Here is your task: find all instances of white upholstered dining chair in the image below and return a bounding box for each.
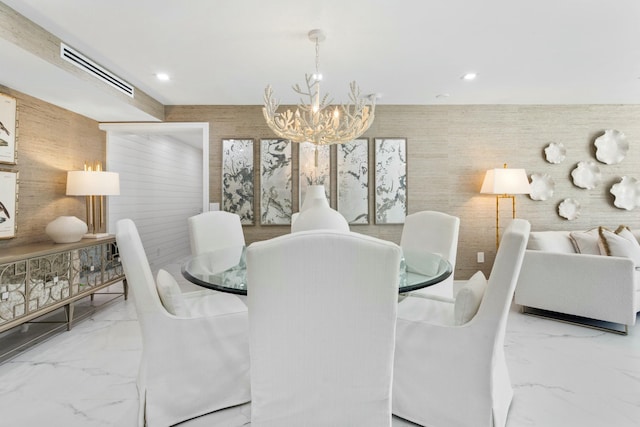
[188,211,245,255]
[392,219,530,427]
[400,210,460,298]
[246,230,403,426]
[116,219,250,427]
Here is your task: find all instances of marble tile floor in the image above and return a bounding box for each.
[0,281,638,427]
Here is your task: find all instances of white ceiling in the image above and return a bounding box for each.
[1,0,640,123]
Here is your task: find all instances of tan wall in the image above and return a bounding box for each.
[0,85,105,249]
[166,104,640,279]
[2,96,636,279]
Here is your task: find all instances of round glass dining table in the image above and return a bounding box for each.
[181,245,452,295]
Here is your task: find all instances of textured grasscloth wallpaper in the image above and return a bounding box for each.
[2,92,638,279]
[166,104,640,278]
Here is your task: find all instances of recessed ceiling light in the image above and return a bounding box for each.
[156,72,170,81]
[461,72,477,81]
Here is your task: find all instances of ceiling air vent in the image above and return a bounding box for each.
[60,43,134,98]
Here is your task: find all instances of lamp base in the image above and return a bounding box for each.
[83,232,110,239]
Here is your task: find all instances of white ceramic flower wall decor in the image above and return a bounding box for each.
[529,173,555,201]
[594,129,629,165]
[610,176,640,210]
[544,142,566,164]
[558,198,581,220]
[571,160,602,189]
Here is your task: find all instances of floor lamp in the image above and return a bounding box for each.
[481,164,530,248]
[66,162,120,238]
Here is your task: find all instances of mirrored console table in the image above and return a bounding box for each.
[0,236,127,360]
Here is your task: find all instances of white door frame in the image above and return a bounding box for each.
[99,122,210,214]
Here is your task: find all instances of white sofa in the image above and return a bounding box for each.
[514,229,640,333]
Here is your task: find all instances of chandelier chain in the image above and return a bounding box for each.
[315,38,320,76]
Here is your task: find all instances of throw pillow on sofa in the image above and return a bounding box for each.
[569,228,601,255]
[598,226,640,267]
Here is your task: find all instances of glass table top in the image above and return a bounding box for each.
[182,245,452,295]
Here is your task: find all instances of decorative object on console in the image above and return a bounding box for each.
[558,198,581,220]
[222,139,254,225]
[0,169,17,239]
[480,163,531,247]
[0,93,17,165]
[610,176,640,210]
[544,142,566,164]
[570,160,602,189]
[260,138,292,225]
[528,173,555,201]
[45,216,88,243]
[594,129,628,165]
[263,29,375,157]
[291,185,349,233]
[375,138,407,224]
[337,138,369,224]
[66,162,120,238]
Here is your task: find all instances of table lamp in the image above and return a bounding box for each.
[481,163,530,248]
[66,162,120,238]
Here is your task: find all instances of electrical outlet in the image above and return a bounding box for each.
[1,292,9,301]
[477,252,485,263]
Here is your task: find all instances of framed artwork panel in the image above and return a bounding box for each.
[298,142,330,209]
[260,138,292,225]
[0,170,18,239]
[337,138,369,224]
[0,93,17,165]
[374,138,407,224]
[222,138,254,225]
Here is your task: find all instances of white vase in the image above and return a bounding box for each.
[300,185,328,212]
[45,216,88,243]
[292,185,349,233]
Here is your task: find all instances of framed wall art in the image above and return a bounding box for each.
[299,142,330,208]
[337,138,369,224]
[0,93,17,165]
[374,137,407,224]
[260,138,292,225]
[222,138,254,225]
[0,170,18,239]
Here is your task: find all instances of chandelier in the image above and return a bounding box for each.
[263,29,376,149]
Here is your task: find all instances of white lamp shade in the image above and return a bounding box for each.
[66,171,120,196]
[481,168,530,195]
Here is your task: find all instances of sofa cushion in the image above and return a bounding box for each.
[569,228,602,255]
[454,270,487,325]
[598,226,640,267]
[528,231,575,253]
